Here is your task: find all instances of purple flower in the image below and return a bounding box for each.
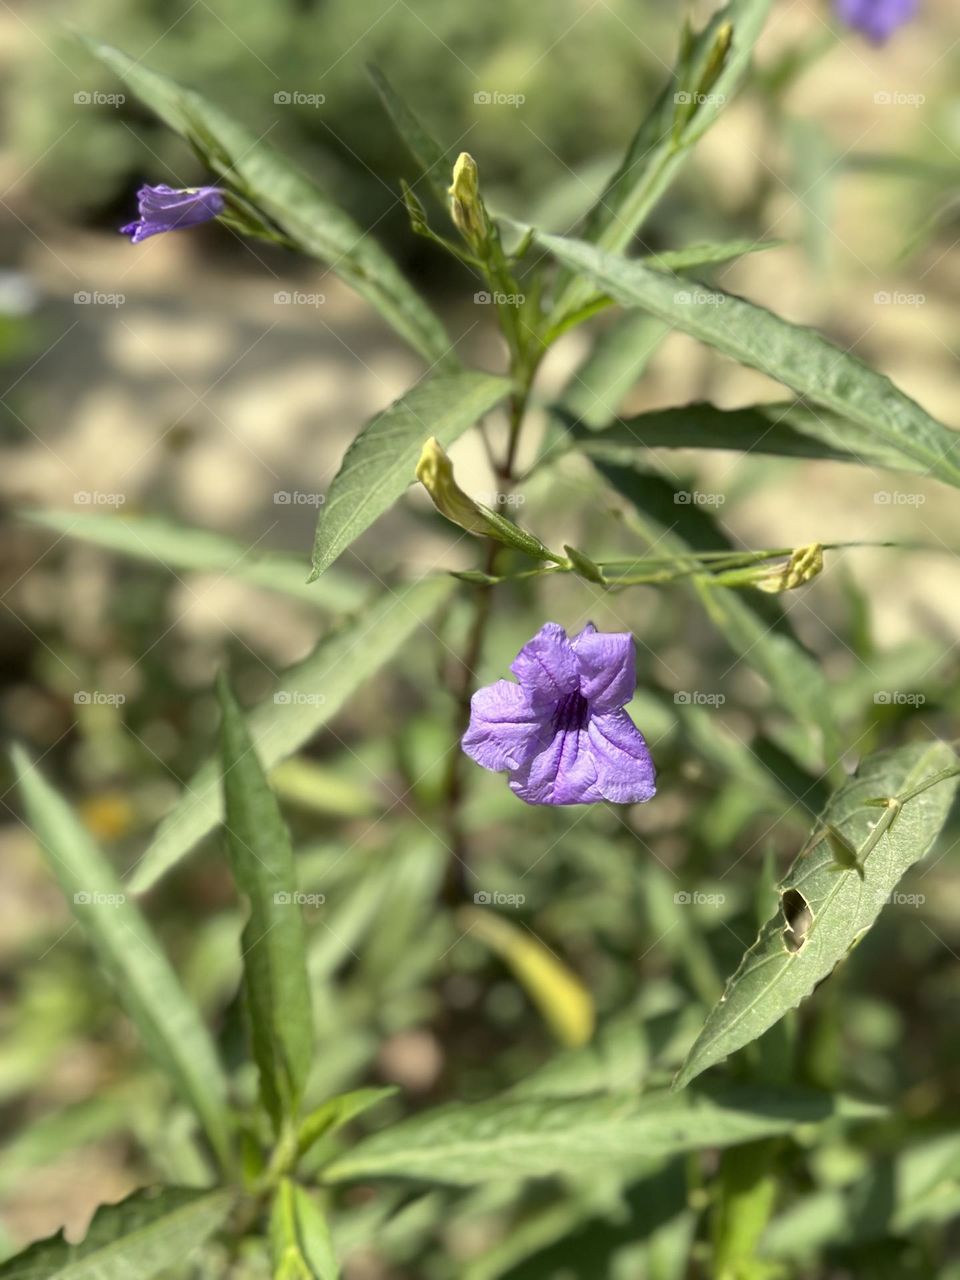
[835,0,917,42]
[120,184,225,243]
[462,622,656,806]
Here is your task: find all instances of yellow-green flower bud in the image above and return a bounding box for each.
[415,437,561,564]
[448,152,487,248]
[755,543,824,593]
[416,436,491,535]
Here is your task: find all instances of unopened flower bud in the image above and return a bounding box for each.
[448,152,488,247]
[755,543,824,593]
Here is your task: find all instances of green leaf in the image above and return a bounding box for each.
[367,66,451,208]
[129,575,453,893]
[309,370,511,578]
[539,231,960,489]
[587,460,838,768]
[570,400,928,473]
[22,510,367,613]
[270,1180,338,1280]
[551,0,773,323]
[506,1010,647,1101]
[12,748,233,1171]
[0,1185,234,1280]
[675,740,959,1089]
[323,1085,880,1186]
[269,757,380,819]
[760,1132,960,1259]
[217,675,314,1131]
[638,239,783,273]
[298,1087,398,1159]
[558,312,669,431]
[82,38,452,366]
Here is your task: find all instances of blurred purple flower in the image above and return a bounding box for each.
[462,621,656,806]
[835,0,917,42]
[120,184,225,243]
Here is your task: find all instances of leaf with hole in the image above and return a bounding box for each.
[674,740,959,1088]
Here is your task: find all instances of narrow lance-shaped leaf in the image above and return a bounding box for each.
[12,748,234,1172]
[539,231,960,489]
[367,65,452,208]
[322,1084,881,1186]
[129,574,453,893]
[309,369,511,578]
[569,400,926,473]
[218,674,314,1132]
[82,38,453,366]
[298,1087,399,1159]
[639,239,782,273]
[23,510,367,612]
[551,0,773,323]
[675,740,959,1089]
[0,1187,236,1280]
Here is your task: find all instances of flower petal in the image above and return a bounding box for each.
[571,623,636,712]
[509,622,579,707]
[121,185,225,242]
[461,680,548,772]
[587,710,656,804]
[508,728,601,805]
[835,0,916,41]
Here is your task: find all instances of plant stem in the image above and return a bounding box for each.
[441,362,537,903]
[441,539,498,904]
